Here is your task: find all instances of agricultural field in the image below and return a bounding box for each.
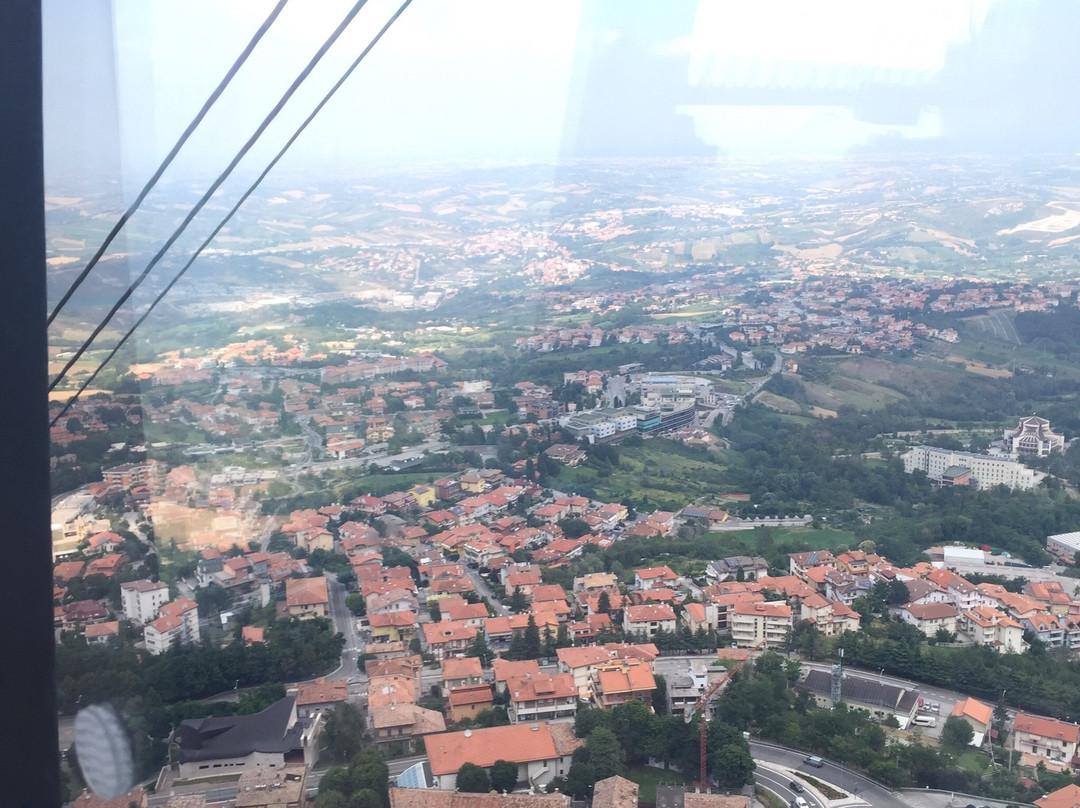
[557,438,734,512]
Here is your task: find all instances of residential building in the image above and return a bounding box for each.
[446,683,495,723]
[1012,713,1080,767]
[730,601,792,648]
[705,557,769,583]
[370,611,418,644]
[390,787,571,808]
[590,659,657,709]
[440,656,484,693]
[369,703,446,753]
[1021,612,1066,648]
[369,674,421,709]
[85,621,120,645]
[144,598,199,655]
[422,722,582,790]
[950,697,993,746]
[592,776,640,808]
[799,594,860,637]
[623,604,677,637]
[959,607,1026,653]
[421,620,477,660]
[492,659,541,693]
[292,678,348,719]
[898,602,959,637]
[634,566,678,591]
[120,579,169,624]
[681,602,719,634]
[506,672,578,723]
[1036,784,1080,808]
[285,576,329,620]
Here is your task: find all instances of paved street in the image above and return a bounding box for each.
[463,566,510,615]
[326,573,362,681]
[756,761,831,808]
[750,741,908,808]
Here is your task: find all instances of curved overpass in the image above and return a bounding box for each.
[751,741,908,808]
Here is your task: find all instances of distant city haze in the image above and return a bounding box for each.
[42,0,1080,189]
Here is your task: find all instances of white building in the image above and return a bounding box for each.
[120,579,170,624]
[1004,416,1064,457]
[144,598,200,655]
[730,601,792,648]
[902,445,1043,490]
[637,375,715,409]
[1047,532,1080,563]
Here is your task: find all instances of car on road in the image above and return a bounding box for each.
[789,781,803,793]
[804,755,824,768]
[791,798,809,808]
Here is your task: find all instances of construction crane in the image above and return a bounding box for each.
[684,641,765,791]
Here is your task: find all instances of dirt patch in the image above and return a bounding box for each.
[810,406,838,418]
[945,355,1013,378]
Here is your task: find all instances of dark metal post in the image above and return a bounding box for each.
[0,0,61,804]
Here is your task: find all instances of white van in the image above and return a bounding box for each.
[913,715,937,728]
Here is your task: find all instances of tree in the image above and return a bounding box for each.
[611,700,657,765]
[584,727,625,781]
[322,703,368,763]
[509,587,527,614]
[707,723,755,789]
[466,633,494,666]
[596,591,611,614]
[711,742,755,789]
[886,579,911,606]
[490,759,519,793]
[542,626,557,658]
[566,758,595,798]
[457,762,490,793]
[319,766,352,797]
[348,748,389,808]
[345,593,366,615]
[316,792,349,808]
[524,615,541,660]
[349,789,383,808]
[652,674,668,715]
[941,715,974,751]
[506,630,529,661]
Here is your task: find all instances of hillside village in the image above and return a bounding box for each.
[47,292,1080,808]
[55,424,1080,807]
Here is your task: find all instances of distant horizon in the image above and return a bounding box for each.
[43,0,1080,188]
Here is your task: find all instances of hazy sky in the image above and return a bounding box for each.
[42,0,1080,187]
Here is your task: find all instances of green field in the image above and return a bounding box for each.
[558,439,733,511]
[798,373,908,411]
[698,526,859,561]
[626,765,691,802]
[756,391,801,413]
